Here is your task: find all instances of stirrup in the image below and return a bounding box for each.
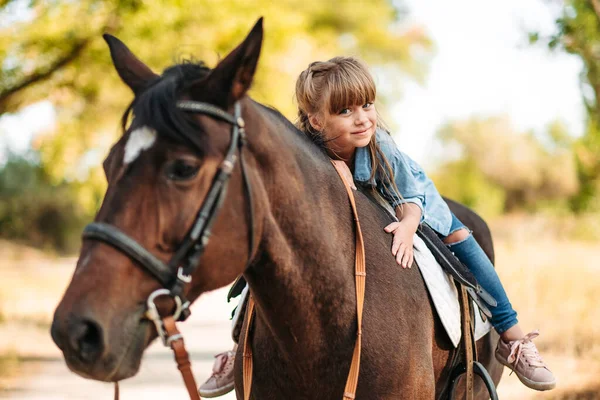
[447,361,498,400]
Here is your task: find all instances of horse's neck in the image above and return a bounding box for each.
[243,104,358,360]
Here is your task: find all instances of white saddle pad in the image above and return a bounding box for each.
[412,234,492,348]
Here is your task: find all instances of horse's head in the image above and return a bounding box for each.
[51,19,264,382]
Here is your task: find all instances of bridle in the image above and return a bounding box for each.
[82,100,254,344]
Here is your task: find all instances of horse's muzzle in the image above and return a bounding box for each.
[51,307,148,382]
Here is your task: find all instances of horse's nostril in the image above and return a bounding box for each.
[68,318,104,363]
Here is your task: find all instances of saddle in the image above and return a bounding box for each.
[416,224,497,317]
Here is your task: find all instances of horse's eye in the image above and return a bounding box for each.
[166,160,200,181]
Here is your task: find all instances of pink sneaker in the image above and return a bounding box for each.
[198,350,236,398]
[495,330,556,391]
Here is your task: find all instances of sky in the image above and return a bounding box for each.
[0,0,586,167]
[389,0,585,166]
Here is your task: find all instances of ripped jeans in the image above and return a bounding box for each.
[436,213,518,334]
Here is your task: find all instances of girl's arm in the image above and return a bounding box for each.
[384,203,421,269]
[374,130,424,268]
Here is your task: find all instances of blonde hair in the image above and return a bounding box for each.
[294,56,402,206]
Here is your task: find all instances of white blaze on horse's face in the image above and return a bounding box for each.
[124,126,157,164]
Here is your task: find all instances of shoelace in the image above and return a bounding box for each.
[506,330,546,374]
[212,351,235,376]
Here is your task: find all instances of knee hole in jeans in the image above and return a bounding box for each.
[443,228,470,245]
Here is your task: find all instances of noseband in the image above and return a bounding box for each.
[82,100,254,344]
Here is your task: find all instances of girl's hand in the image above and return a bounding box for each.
[384,222,415,268]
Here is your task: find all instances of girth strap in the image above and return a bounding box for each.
[460,286,475,400]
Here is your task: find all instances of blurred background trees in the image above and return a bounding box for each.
[2,5,598,397]
[430,0,600,219]
[0,152,86,252]
[0,0,430,252]
[1,0,599,252]
[528,0,600,212]
[432,117,579,217]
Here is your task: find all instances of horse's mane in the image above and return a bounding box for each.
[255,102,330,157]
[120,60,328,160]
[120,61,212,155]
[255,103,299,134]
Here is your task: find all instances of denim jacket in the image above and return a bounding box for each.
[353,128,453,236]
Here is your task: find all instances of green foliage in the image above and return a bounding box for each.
[0,154,89,253]
[434,117,579,214]
[431,159,506,219]
[0,0,431,218]
[538,1,600,212]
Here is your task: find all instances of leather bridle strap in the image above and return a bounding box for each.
[111,316,203,400]
[243,297,256,400]
[168,101,249,292]
[460,286,475,400]
[241,160,366,400]
[83,222,173,286]
[83,101,249,308]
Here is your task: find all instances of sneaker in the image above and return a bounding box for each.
[198,350,236,398]
[495,330,556,391]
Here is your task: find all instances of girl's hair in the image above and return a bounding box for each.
[294,56,402,206]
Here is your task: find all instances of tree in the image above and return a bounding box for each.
[1,0,432,215]
[534,0,600,211]
[434,117,579,214]
[0,152,87,252]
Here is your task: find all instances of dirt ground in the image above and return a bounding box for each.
[2,299,597,399]
[0,283,239,400]
[1,227,599,399]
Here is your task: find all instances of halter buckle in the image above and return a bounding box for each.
[177,267,192,283]
[221,155,237,174]
[145,288,183,346]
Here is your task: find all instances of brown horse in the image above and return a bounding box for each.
[51,19,503,399]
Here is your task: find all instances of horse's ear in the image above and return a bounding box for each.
[103,34,159,95]
[196,18,263,107]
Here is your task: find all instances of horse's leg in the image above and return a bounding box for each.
[377,355,436,400]
[412,356,437,399]
[397,318,437,399]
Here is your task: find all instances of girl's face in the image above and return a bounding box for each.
[311,102,377,160]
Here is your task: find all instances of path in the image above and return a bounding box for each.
[1,288,237,400]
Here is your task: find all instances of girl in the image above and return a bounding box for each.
[296,57,555,392]
[199,57,556,397]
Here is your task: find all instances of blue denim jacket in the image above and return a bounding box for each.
[353,128,453,236]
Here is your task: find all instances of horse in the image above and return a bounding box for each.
[51,18,503,399]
